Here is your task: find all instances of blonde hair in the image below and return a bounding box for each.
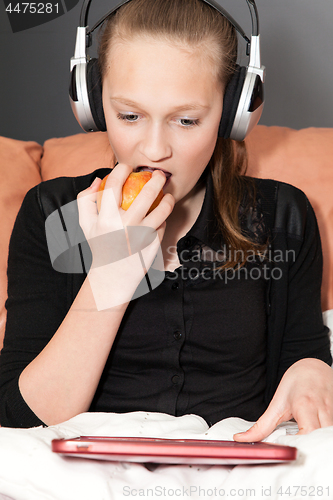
[98,0,265,269]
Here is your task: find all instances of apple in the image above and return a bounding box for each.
[97,171,164,214]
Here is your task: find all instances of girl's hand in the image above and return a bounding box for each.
[77,164,175,309]
[78,164,174,248]
[233,358,333,442]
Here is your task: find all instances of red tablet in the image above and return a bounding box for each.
[51,436,297,464]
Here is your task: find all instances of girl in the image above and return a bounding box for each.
[0,0,332,440]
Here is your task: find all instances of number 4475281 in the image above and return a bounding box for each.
[5,3,59,14]
[277,486,329,497]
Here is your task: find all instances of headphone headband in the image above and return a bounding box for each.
[80,0,256,44]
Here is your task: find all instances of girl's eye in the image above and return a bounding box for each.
[117,113,139,123]
[178,118,200,127]
[116,113,200,128]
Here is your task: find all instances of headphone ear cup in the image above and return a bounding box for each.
[219,65,246,139]
[86,58,107,132]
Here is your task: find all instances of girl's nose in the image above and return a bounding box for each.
[140,123,172,162]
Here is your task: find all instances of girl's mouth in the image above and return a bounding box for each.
[135,166,172,186]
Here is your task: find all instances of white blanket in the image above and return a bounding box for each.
[0,411,333,500]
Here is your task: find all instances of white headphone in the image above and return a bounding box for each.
[69,0,265,141]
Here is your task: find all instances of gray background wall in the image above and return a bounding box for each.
[1,0,332,145]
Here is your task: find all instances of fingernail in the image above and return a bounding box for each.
[90,178,99,188]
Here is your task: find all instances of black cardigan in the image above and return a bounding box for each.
[0,169,331,428]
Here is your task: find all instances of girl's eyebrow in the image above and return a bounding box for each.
[111,96,209,112]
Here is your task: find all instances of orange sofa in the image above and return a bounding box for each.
[1,125,333,350]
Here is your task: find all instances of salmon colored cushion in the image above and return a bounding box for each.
[0,137,43,349]
[41,132,115,180]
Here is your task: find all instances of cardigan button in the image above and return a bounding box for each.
[171,375,180,384]
[173,331,182,340]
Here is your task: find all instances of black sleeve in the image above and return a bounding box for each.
[276,190,332,382]
[0,186,69,428]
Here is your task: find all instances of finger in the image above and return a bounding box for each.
[233,406,290,442]
[101,163,133,211]
[294,405,321,435]
[233,422,275,443]
[143,193,175,228]
[77,177,101,231]
[125,170,168,222]
[318,407,333,428]
[77,176,101,199]
[97,164,133,232]
[156,221,167,242]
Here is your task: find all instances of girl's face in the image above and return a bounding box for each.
[102,36,224,204]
